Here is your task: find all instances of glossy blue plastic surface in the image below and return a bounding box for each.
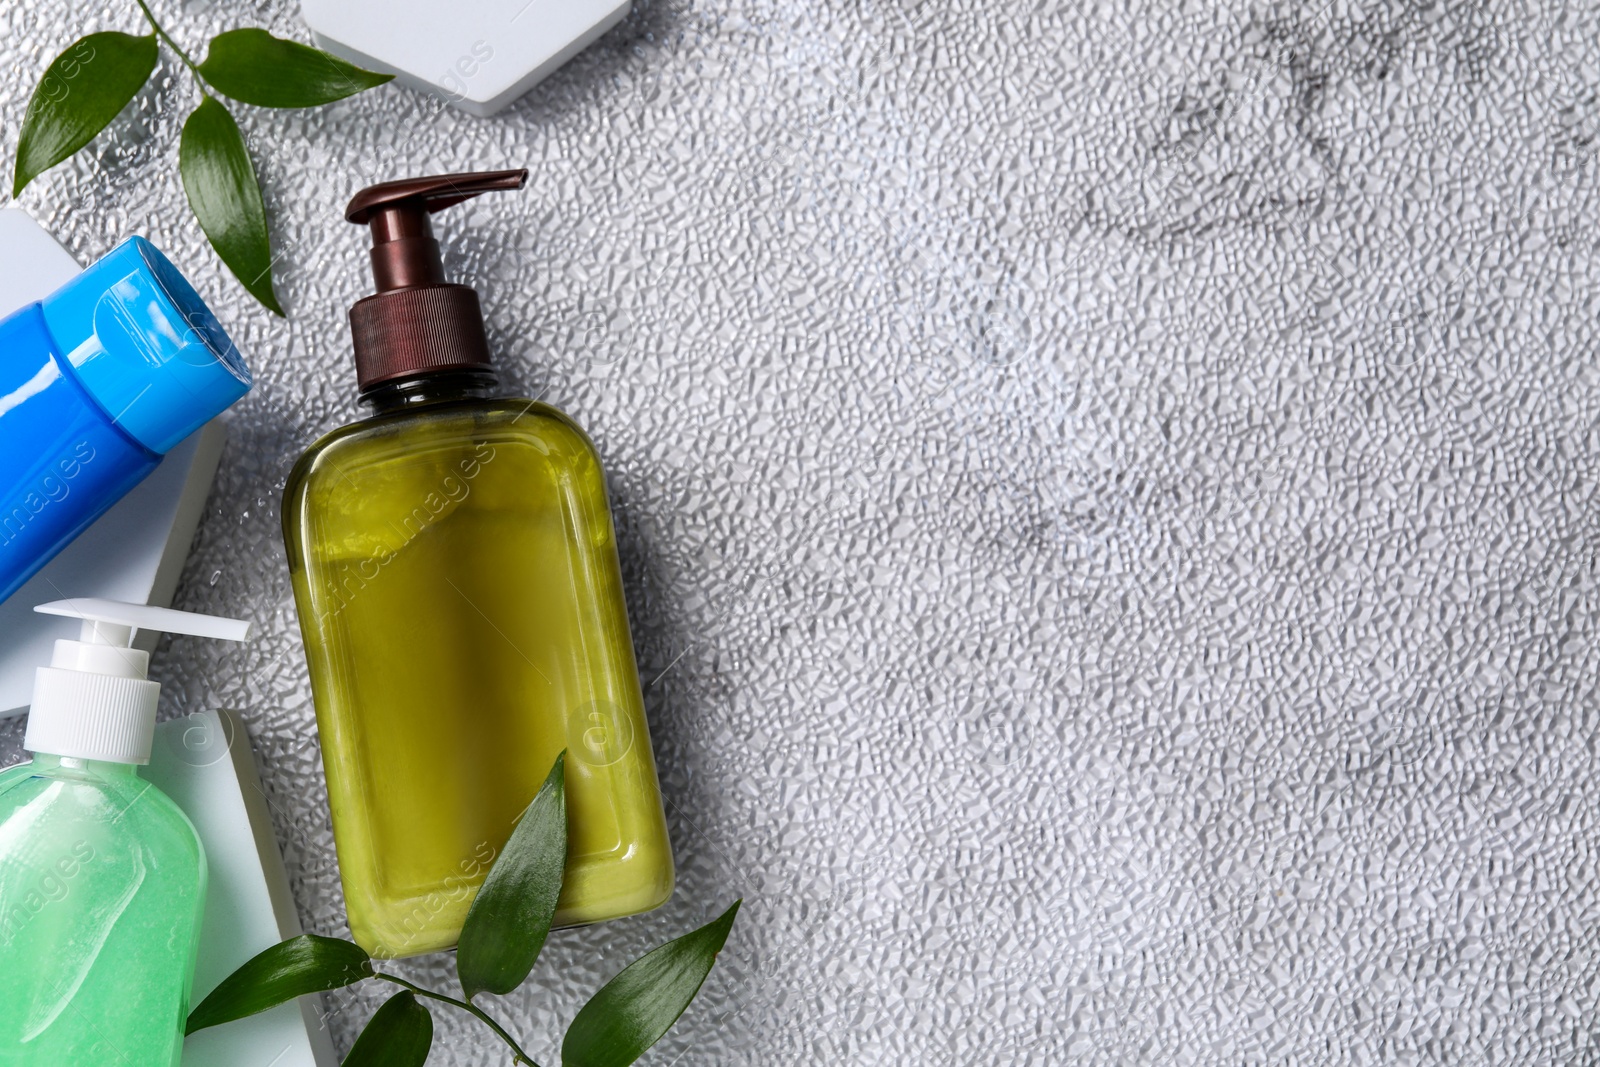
[38,237,249,455]
[0,304,159,604]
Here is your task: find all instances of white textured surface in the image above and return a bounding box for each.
[4,0,1599,1062]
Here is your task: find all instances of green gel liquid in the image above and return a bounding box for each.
[0,755,204,1066]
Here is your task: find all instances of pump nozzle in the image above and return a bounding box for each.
[26,598,251,764]
[342,169,529,392]
[347,169,528,292]
[36,597,252,644]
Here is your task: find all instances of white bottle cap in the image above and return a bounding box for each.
[24,598,251,765]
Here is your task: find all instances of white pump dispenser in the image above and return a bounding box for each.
[24,597,251,765]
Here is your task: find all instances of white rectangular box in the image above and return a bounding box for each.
[147,710,338,1067]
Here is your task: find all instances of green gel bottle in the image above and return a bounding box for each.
[282,170,674,958]
[0,599,250,1066]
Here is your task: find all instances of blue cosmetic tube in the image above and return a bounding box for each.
[0,237,251,603]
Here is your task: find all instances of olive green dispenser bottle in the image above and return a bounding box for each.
[282,169,673,958]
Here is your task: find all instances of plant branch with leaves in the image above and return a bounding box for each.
[13,2,394,314]
[186,753,740,1067]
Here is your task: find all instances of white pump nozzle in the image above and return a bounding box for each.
[25,598,251,765]
[35,597,252,643]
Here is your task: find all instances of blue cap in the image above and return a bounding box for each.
[38,237,251,454]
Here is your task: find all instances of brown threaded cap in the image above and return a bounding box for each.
[349,284,492,390]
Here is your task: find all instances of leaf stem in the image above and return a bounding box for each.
[132,0,205,85]
[375,973,542,1066]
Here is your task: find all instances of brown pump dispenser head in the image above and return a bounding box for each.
[344,168,529,391]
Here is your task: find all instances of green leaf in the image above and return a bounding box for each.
[179,96,283,315]
[561,901,741,1067]
[13,32,158,197]
[198,28,392,108]
[343,991,432,1067]
[457,751,568,1001]
[187,934,372,1034]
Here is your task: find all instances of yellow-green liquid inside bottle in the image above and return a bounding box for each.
[283,395,673,957]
